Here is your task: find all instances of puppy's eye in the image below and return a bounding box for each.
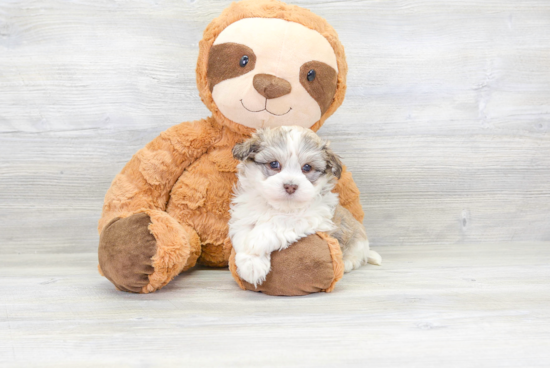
[302,164,312,173]
[307,69,316,82]
[269,161,281,170]
[240,55,249,67]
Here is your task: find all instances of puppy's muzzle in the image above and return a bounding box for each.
[284,184,298,195]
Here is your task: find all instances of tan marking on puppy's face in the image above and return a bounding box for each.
[210,18,338,130]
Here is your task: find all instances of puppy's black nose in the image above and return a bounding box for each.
[284,184,298,194]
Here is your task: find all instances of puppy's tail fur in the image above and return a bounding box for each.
[367,250,382,266]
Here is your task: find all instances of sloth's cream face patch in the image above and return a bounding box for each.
[208,18,338,129]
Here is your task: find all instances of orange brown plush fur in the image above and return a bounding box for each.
[98,0,364,295]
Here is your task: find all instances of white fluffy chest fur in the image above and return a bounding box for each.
[229,181,339,252]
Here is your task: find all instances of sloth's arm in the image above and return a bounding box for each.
[332,165,365,223]
[98,118,220,233]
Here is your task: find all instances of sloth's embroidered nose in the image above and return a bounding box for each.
[284,184,298,194]
[253,74,292,99]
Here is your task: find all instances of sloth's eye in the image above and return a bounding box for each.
[240,55,249,67]
[307,69,316,82]
[269,161,281,170]
[302,164,312,173]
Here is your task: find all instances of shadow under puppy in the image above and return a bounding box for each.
[229,126,381,287]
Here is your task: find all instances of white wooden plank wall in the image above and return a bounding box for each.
[1,0,549,253]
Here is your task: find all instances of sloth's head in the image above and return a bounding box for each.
[196,0,348,134]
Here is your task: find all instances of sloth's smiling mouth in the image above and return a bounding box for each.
[240,99,292,116]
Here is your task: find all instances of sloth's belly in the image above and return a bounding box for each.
[166,147,239,267]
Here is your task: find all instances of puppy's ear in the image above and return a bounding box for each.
[323,144,343,179]
[233,136,261,161]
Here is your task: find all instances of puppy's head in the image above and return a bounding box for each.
[233,126,342,210]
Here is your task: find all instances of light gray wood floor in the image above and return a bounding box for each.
[2,242,549,367]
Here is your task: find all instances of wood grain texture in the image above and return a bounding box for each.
[1,243,550,367]
[0,0,549,253]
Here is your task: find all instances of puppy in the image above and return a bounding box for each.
[229,126,381,287]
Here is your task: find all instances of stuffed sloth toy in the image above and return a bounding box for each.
[98,0,364,296]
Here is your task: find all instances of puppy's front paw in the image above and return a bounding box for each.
[235,253,271,287]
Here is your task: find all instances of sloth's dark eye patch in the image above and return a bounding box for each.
[299,61,338,115]
[207,43,256,92]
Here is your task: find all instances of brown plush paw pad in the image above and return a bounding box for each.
[98,213,157,293]
[241,234,336,296]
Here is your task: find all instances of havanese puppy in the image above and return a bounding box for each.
[229,126,382,287]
